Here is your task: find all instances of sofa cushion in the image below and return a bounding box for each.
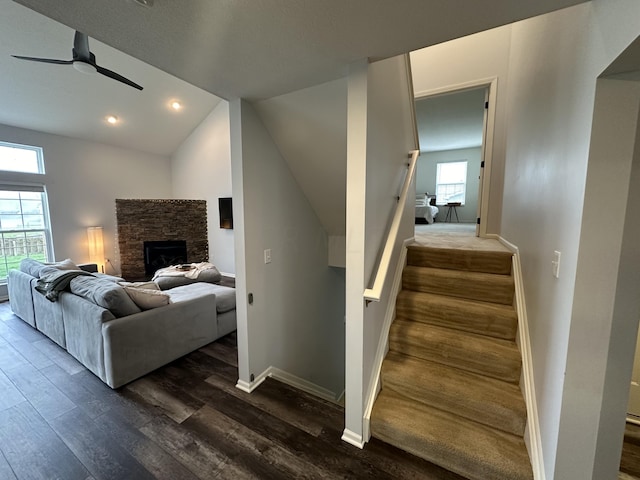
[167,283,236,313]
[70,276,141,317]
[123,286,171,310]
[155,275,198,290]
[20,258,82,278]
[154,264,222,290]
[19,258,51,278]
[94,273,126,282]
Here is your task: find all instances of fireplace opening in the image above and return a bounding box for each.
[144,240,187,276]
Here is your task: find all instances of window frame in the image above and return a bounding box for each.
[0,139,52,283]
[0,140,45,175]
[435,161,468,206]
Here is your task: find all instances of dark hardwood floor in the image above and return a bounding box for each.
[621,422,640,479]
[0,300,468,480]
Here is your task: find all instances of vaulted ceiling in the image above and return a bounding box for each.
[4,0,589,155]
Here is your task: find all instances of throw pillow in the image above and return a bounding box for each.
[49,258,80,270]
[123,286,171,310]
[119,281,159,290]
[70,276,141,317]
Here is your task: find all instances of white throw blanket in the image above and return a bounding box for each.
[152,262,217,280]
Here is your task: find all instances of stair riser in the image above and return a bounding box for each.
[403,269,514,305]
[389,323,522,383]
[407,247,512,275]
[389,339,521,383]
[381,368,526,436]
[396,292,517,341]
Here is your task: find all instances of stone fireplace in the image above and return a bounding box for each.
[115,199,208,280]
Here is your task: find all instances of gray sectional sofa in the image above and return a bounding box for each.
[7,259,236,388]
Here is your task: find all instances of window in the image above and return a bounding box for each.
[0,141,45,174]
[0,187,53,281]
[0,141,51,282]
[435,161,467,205]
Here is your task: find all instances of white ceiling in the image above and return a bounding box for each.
[3,0,588,157]
[1,0,221,156]
[416,88,486,153]
[14,0,588,101]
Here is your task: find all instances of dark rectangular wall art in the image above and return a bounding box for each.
[219,197,233,229]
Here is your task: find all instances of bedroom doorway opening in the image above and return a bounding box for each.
[413,80,496,238]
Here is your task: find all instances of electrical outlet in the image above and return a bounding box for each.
[264,249,272,264]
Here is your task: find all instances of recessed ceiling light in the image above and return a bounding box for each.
[106,115,118,125]
[171,101,182,111]
[132,0,153,7]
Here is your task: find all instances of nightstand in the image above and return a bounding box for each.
[444,202,461,222]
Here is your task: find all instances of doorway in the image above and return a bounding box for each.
[575,43,640,477]
[413,81,495,238]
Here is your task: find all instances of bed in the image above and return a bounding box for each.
[415,193,439,224]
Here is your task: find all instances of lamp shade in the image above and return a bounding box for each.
[87,226,104,271]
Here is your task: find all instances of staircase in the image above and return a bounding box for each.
[370,244,533,480]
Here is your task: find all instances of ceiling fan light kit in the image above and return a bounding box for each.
[12,31,143,90]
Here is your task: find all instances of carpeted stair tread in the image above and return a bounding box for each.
[370,389,533,480]
[407,245,512,275]
[403,265,514,305]
[389,319,521,383]
[382,351,526,436]
[396,290,517,340]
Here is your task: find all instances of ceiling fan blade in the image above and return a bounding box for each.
[12,55,72,65]
[73,31,92,62]
[96,65,143,91]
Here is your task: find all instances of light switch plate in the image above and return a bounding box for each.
[264,249,272,264]
[552,250,561,278]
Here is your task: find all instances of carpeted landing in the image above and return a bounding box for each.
[370,244,533,480]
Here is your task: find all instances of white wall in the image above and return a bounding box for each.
[171,101,235,274]
[230,99,345,397]
[410,25,512,234]
[0,122,172,281]
[499,2,640,478]
[344,54,417,443]
[253,78,348,236]
[410,2,640,477]
[416,147,482,223]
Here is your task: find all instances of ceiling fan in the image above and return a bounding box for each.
[12,31,143,91]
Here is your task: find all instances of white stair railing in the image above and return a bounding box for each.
[364,149,419,303]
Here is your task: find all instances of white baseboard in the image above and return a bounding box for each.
[268,367,339,403]
[492,234,546,480]
[362,237,413,443]
[341,428,365,449]
[236,366,340,404]
[235,369,269,393]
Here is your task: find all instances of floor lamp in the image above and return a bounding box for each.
[87,226,104,273]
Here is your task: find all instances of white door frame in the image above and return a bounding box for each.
[414,77,498,237]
